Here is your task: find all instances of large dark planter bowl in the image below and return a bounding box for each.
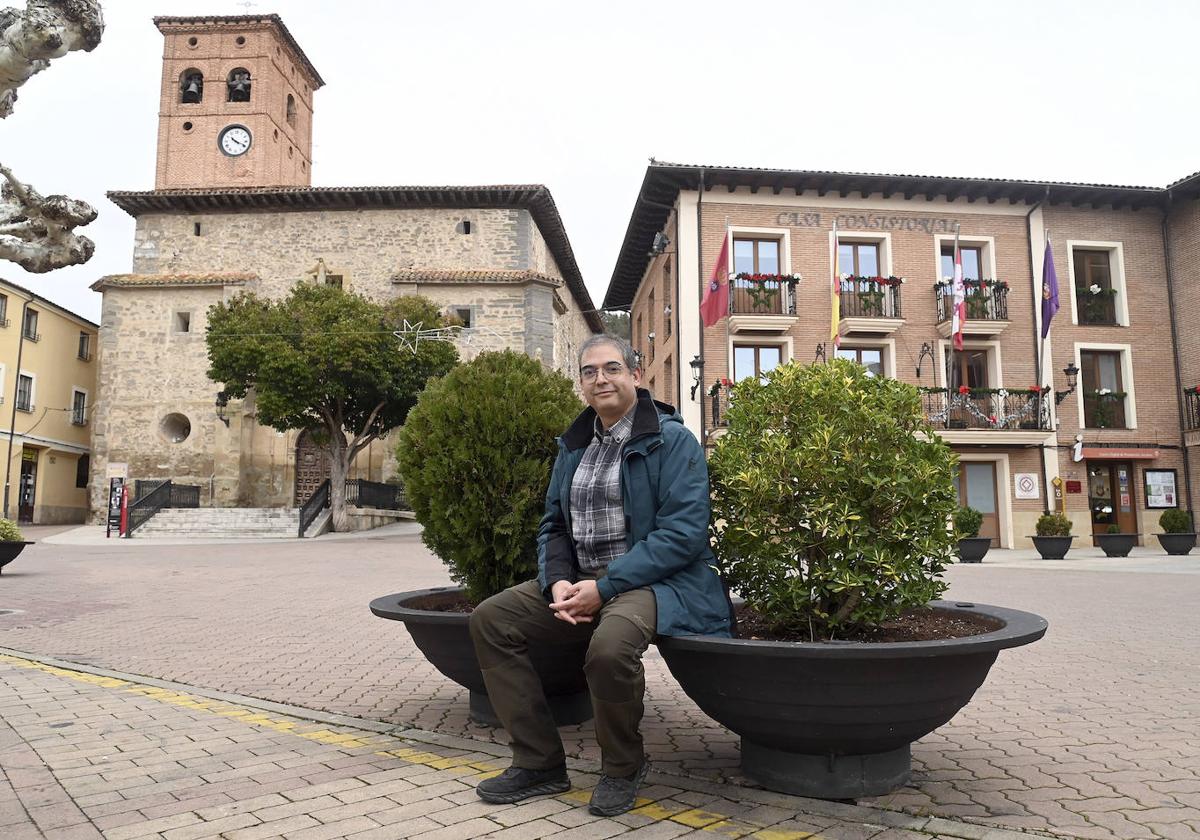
[369,587,593,727]
[0,541,33,574]
[956,537,991,564]
[1156,532,1197,556]
[1031,535,1073,559]
[657,600,1047,799]
[1096,533,1138,558]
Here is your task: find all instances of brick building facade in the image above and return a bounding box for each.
[88,15,599,519]
[609,163,1200,549]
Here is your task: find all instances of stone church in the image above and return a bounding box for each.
[89,14,600,517]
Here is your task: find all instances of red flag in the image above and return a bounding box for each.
[699,232,731,327]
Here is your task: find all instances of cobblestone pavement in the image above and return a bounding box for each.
[0,649,1026,840]
[0,527,1198,839]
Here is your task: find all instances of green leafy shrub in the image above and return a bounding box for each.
[709,358,959,637]
[1035,513,1072,537]
[955,506,983,539]
[396,350,583,603]
[0,519,23,542]
[1106,523,1122,535]
[1160,509,1194,534]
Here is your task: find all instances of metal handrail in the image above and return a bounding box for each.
[1184,388,1200,431]
[299,479,331,537]
[345,478,408,510]
[935,283,1009,322]
[126,480,172,536]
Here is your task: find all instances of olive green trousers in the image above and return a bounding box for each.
[469,579,656,778]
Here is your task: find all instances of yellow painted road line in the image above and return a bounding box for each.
[0,654,820,839]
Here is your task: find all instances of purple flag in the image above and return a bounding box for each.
[1041,241,1059,339]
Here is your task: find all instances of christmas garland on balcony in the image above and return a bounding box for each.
[842,274,905,287]
[734,273,802,310]
[923,385,1050,428]
[933,278,1009,290]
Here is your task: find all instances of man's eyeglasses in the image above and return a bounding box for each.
[580,362,627,381]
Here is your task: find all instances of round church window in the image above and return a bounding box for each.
[159,413,191,443]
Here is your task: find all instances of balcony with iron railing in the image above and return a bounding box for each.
[935,280,1010,337]
[922,387,1051,432]
[728,274,800,333]
[837,276,904,337]
[1186,387,1200,431]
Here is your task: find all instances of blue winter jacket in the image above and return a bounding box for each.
[536,389,731,638]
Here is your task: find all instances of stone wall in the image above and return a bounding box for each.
[96,204,594,515]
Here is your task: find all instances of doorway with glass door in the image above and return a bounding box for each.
[1087,461,1137,544]
[954,461,1000,547]
[18,447,38,524]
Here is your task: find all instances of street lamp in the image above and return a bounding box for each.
[1054,362,1080,406]
[689,354,704,401]
[215,391,230,427]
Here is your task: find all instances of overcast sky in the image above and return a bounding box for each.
[4,0,1198,323]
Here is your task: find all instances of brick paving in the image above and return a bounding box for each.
[0,525,1197,838]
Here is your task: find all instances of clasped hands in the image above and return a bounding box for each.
[549,579,602,625]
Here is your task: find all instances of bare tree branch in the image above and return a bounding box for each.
[0,0,104,118]
[0,163,95,272]
[0,2,103,271]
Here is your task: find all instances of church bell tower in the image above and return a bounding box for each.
[152,14,324,189]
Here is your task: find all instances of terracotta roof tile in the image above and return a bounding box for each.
[91,273,258,290]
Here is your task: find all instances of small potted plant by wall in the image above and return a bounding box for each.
[955,506,991,563]
[370,350,587,726]
[1096,522,1138,558]
[0,518,33,574]
[1156,509,1196,556]
[656,359,1047,799]
[1031,512,1073,559]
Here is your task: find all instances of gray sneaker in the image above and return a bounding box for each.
[588,760,650,816]
[476,765,570,804]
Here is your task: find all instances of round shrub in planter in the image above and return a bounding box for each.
[656,359,1046,798]
[1156,509,1196,556]
[1096,523,1138,558]
[371,350,587,725]
[955,506,991,564]
[0,518,33,574]
[1031,512,1073,559]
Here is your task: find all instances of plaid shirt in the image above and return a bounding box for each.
[570,407,634,573]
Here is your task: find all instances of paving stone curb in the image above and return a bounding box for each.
[0,645,1068,840]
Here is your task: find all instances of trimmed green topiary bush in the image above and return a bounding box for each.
[0,519,23,542]
[1160,509,1194,534]
[955,506,983,539]
[709,358,959,637]
[1035,513,1072,537]
[396,350,583,603]
[1106,523,1122,535]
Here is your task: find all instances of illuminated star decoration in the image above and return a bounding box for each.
[393,320,503,353]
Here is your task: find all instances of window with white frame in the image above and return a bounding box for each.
[1080,349,1127,428]
[733,343,783,383]
[836,346,884,378]
[1068,242,1128,327]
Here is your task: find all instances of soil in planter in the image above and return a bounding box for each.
[406,593,476,613]
[733,604,1002,643]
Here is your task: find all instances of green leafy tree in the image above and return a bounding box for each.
[396,351,582,603]
[207,285,457,530]
[709,358,960,638]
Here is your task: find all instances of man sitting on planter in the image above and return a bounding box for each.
[469,334,730,816]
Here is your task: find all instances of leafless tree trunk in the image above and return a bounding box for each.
[0,1,103,271]
[1,0,104,117]
[0,164,95,271]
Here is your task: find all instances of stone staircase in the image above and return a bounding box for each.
[129,507,304,539]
